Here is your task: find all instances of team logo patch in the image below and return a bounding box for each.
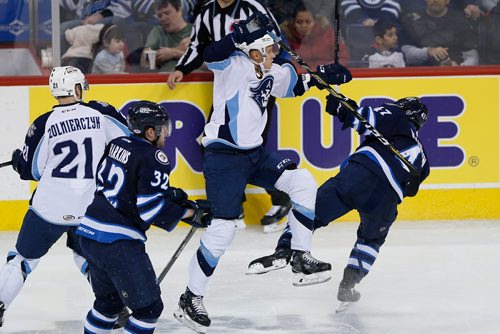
[250,76,274,115]
[155,150,169,165]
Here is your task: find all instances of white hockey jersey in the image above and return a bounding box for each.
[14,101,129,226]
[202,51,298,149]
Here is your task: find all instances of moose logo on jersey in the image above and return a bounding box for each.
[250,76,274,115]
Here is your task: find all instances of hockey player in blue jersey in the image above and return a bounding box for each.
[76,100,213,334]
[173,13,352,333]
[0,66,130,327]
[248,93,430,307]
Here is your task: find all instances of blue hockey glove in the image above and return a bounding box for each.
[231,12,273,45]
[325,94,358,116]
[181,199,213,228]
[312,64,352,89]
[11,149,21,174]
[165,187,188,204]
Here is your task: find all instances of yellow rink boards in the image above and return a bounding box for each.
[0,76,498,230]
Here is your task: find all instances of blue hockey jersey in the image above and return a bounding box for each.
[76,135,187,243]
[338,102,430,201]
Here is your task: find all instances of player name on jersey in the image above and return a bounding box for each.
[108,143,131,164]
[48,116,101,138]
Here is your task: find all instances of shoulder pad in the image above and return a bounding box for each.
[155,150,169,165]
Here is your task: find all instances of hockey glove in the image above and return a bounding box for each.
[11,149,21,174]
[181,199,213,228]
[231,12,273,45]
[311,64,352,89]
[325,94,358,117]
[165,186,188,204]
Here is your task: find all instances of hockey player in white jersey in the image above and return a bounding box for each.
[173,13,352,333]
[0,66,129,327]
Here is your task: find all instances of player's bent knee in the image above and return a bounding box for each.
[0,251,41,307]
[6,251,40,279]
[200,218,236,258]
[131,298,164,321]
[275,169,318,209]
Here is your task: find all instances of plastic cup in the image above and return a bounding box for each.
[145,50,157,70]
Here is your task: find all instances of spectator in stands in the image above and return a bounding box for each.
[363,19,405,68]
[260,0,334,27]
[340,0,403,27]
[402,0,479,66]
[93,24,126,73]
[61,23,104,73]
[401,0,481,19]
[141,0,192,72]
[281,3,349,69]
[478,1,500,63]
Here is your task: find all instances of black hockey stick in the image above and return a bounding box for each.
[267,31,419,178]
[0,161,12,168]
[333,0,340,64]
[158,226,197,283]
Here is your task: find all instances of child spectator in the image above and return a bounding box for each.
[281,3,349,71]
[363,19,405,68]
[92,24,126,73]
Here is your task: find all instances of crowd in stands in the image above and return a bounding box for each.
[2,0,500,75]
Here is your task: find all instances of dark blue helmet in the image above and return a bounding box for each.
[394,97,428,130]
[127,100,172,137]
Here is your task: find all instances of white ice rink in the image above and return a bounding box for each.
[0,219,499,334]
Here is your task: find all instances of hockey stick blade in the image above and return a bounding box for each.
[158,226,197,283]
[0,161,12,168]
[267,31,419,177]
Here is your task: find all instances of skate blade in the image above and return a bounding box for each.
[263,222,285,233]
[292,271,331,287]
[336,301,351,313]
[174,308,208,334]
[246,259,288,275]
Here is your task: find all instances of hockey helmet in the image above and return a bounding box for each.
[238,34,279,70]
[394,97,428,130]
[49,66,88,101]
[127,100,172,137]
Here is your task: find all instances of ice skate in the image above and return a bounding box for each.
[336,267,361,313]
[174,288,210,334]
[261,204,291,233]
[246,248,292,274]
[113,306,130,329]
[0,301,5,327]
[290,250,332,287]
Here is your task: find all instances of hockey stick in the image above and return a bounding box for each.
[333,0,340,64]
[0,161,12,168]
[158,226,197,283]
[267,30,419,178]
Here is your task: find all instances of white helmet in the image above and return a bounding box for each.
[238,34,279,71]
[49,66,88,101]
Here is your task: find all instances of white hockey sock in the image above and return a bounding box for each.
[187,218,235,296]
[0,251,40,308]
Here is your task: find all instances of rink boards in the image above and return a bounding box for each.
[0,76,499,230]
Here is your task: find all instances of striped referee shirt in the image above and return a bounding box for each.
[175,0,280,75]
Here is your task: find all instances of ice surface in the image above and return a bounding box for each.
[0,219,499,333]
